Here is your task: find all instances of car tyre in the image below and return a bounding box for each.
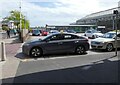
[30,47,42,57]
[106,43,113,52]
[76,45,85,54]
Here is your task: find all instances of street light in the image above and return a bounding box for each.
[113,10,118,56]
[19,0,23,42]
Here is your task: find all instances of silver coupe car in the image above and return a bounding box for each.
[91,31,120,51]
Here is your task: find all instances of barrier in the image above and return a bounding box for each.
[0,41,6,61]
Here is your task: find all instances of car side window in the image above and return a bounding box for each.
[49,34,63,41]
[72,35,80,39]
[87,31,91,33]
[63,34,79,40]
[63,34,72,39]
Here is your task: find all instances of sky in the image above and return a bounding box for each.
[0,0,120,27]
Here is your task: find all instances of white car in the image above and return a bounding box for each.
[84,30,103,39]
[91,31,120,51]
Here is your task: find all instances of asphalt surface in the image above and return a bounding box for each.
[3,51,119,83]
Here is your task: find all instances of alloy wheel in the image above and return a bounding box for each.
[76,46,85,54]
[30,47,42,57]
[106,44,113,52]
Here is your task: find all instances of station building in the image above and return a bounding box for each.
[73,1,120,32]
[46,25,96,33]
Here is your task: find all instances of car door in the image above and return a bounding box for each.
[43,34,64,53]
[59,34,80,52]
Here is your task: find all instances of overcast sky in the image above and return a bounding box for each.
[0,0,120,27]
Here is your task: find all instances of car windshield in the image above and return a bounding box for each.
[103,33,115,38]
[92,30,99,33]
[33,30,39,33]
[86,30,99,33]
[40,33,53,40]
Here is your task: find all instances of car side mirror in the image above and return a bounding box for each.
[113,37,120,39]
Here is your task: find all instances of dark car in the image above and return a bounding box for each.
[22,33,90,57]
[66,30,76,33]
[32,29,41,36]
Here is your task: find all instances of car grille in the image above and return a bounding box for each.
[91,41,101,44]
[91,45,103,48]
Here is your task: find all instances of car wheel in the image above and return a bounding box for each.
[106,43,113,52]
[76,45,85,54]
[30,47,42,57]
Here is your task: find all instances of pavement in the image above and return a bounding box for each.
[0,33,24,84]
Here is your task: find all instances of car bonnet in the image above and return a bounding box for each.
[92,37,114,42]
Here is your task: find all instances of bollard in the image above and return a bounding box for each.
[1,41,6,61]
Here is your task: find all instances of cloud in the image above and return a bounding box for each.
[0,0,119,26]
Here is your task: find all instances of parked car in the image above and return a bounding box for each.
[32,29,41,36]
[22,33,90,57]
[66,30,76,34]
[84,29,103,39]
[49,30,59,34]
[91,31,120,51]
[41,30,48,36]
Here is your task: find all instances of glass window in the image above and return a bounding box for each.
[49,34,63,41]
[103,33,115,38]
[87,31,91,33]
[63,34,79,40]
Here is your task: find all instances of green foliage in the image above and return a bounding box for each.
[4,10,30,29]
[2,26,9,31]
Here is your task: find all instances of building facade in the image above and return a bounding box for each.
[74,1,120,31]
[46,25,97,33]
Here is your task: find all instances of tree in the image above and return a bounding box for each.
[5,10,30,29]
[2,26,9,31]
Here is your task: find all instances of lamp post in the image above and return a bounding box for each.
[113,10,118,56]
[19,0,23,42]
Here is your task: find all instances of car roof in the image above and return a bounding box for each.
[50,32,78,36]
[107,31,120,34]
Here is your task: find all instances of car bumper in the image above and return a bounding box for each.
[84,43,90,51]
[22,45,30,55]
[91,44,106,49]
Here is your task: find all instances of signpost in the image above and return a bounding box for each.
[113,10,118,56]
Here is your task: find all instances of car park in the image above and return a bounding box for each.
[84,29,103,39]
[22,33,90,57]
[32,29,41,36]
[91,31,120,51]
